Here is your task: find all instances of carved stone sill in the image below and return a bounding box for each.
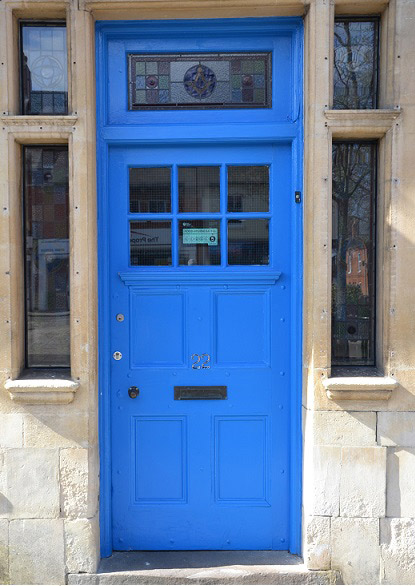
[324,109,401,138]
[0,115,78,128]
[323,376,398,401]
[5,376,79,404]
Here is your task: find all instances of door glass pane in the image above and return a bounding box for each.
[24,146,69,367]
[227,166,269,212]
[179,220,220,266]
[228,219,269,265]
[130,167,171,213]
[178,167,220,213]
[130,221,172,266]
[21,24,68,115]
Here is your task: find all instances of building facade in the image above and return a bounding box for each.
[0,0,414,584]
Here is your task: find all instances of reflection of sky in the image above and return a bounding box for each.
[23,27,67,91]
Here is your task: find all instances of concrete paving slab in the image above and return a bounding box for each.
[68,551,341,585]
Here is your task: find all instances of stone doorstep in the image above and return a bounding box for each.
[67,551,341,585]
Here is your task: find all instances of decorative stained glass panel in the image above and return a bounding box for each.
[334,18,379,109]
[128,53,272,110]
[21,23,68,115]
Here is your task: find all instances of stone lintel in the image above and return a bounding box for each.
[323,376,397,401]
[4,377,80,404]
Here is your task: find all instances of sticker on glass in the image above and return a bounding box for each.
[183,228,218,246]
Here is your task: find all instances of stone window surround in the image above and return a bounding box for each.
[0,0,400,406]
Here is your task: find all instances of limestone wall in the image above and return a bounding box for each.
[0,0,414,584]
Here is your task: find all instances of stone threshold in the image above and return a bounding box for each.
[68,551,341,585]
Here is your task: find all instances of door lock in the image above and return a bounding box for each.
[128,386,139,399]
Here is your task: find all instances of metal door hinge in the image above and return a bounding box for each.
[295,191,301,204]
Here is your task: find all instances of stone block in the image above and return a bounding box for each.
[377,412,415,447]
[386,448,415,517]
[340,447,386,517]
[9,519,65,585]
[313,411,376,446]
[380,518,415,585]
[23,412,88,448]
[60,448,90,518]
[0,519,8,584]
[1,448,59,519]
[305,516,331,570]
[309,445,341,516]
[0,414,23,448]
[331,517,379,585]
[65,517,100,574]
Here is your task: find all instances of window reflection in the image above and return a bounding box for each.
[333,19,379,109]
[332,143,376,365]
[21,24,68,115]
[24,146,69,367]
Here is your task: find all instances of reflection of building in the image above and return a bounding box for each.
[346,242,368,295]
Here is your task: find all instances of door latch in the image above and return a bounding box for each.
[128,386,139,399]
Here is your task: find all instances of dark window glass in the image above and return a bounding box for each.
[179,220,220,266]
[128,52,271,110]
[228,219,269,265]
[332,143,376,366]
[179,167,220,213]
[24,146,69,367]
[227,166,269,212]
[21,23,68,115]
[130,167,171,213]
[333,18,379,109]
[130,221,172,266]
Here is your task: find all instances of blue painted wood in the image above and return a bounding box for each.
[97,17,303,556]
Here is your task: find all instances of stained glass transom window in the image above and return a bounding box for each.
[128,53,272,110]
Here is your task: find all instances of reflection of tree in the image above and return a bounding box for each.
[332,143,375,363]
[334,20,377,109]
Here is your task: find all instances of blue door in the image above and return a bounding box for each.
[97,19,303,553]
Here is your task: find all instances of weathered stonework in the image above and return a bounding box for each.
[331,518,380,585]
[0,0,414,583]
[9,519,65,585]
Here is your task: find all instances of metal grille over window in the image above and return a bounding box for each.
[332,142,376,366]
[179,220,220,266]
[21,23,68,115]
[333,18,379,109]
[228,219,269,265]
[130,167,171,213]
[179,167,220,213]
[130,221,172,266]
[24,146,70,367]
[128,53,272,110]
[228,166,269,212]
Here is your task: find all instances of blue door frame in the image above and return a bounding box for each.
[96,17,303,557]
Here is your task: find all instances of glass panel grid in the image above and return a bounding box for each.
[24,146,69,367]
[21,23,68,115]
[128,53,272,110]
[333,18,379,110]
[331,142,376,366]
[128,163,271,268]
